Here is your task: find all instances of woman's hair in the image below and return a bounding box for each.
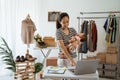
[56,12,69,29]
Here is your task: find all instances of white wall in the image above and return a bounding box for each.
[39,0,120,36]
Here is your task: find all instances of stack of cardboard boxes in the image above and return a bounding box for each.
[104,47,117,79]
[14,61,35,80]
[86,46,118,79]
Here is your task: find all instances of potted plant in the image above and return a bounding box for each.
[0,37,43,74]
[34,33,47,48]
[0,37,16,72]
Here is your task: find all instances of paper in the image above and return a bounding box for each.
[47,66,66,74]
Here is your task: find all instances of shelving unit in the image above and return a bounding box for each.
[14,61,35,80]
[98,63,117,79]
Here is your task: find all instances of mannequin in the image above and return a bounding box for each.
[26,14,31,20]
[21,14,36,48]
[15,14,37,62]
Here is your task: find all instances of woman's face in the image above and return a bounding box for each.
[60,16,69,29]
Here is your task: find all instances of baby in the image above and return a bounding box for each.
[67,33,86,53]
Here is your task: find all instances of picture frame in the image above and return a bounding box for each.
[48,11,60,22]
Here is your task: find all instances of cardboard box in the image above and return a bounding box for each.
[43,37,56,47]
[97,63,104,69]
[98,69,104,76]
[107,47,117,54]
[104,64,117,70]
[106,54,117,64]
[86,56,96,60]
[46,57,58,66]
[104,70,117,78]
[96,52,106,63]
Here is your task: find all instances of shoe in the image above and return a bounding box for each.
[25,53,37,61]
[15,56,20,62]
[20,56,26,62]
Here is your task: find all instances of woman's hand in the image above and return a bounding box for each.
[71,61,76,66]
[59,53,66,59]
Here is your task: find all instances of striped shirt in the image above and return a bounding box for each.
[56,27,77,58]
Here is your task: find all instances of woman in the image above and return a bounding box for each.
[56,12,86,67]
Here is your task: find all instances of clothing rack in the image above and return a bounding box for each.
[77,11,120,80]
[80,11,120,15]
[77,16,120,19]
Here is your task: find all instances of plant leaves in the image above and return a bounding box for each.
[0,51,13,60]
[3,59,13,62]
[9,52,13,59]
[1,37,12,52]
[5,62,15,66]
[0,47,6,51]
[6,67,16,72]
[35,62,43,74]
[0,51,5,54]
[0,37,15,73]
[1,56,10,59]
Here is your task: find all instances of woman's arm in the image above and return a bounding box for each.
[57,40,76,66]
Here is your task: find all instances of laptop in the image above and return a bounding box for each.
[69,59,99,75]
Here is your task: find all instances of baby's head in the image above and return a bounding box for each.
[69,33,87,43]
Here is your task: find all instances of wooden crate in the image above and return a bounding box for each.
[106,53,117,64]
[96,52,106,63]
[14,61,35,80]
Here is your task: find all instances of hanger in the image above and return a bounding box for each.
[26,14,31,20]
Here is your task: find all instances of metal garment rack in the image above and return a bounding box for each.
[77,11,120,80]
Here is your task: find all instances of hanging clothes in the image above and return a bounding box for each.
[21,15,36,47]
[103,15,117,44]
[88,20,94,52]
[111,15,117,43]
[91,20,97,51]
[88,20,97,52]
[78,20,98,53]
[78,21,88,53]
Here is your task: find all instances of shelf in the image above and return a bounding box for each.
[14,61,35,80]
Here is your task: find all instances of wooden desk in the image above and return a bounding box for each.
[43,66,99,80]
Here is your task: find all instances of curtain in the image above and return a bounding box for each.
[0,0,41,76]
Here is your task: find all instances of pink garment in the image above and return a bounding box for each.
[69,35,81,48]
[21,18,36,47]
[68,35,81,53]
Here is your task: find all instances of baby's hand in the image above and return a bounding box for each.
[69,37,76,43]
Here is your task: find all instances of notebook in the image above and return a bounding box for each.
[47,66,66,74]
